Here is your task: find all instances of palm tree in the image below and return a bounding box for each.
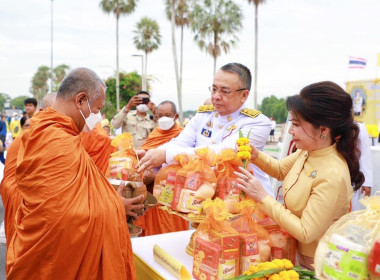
[165,0,191,124]
[30,66,50,105]
[52,64,70,91]
[191,0,242,76]
[248,0,266,109]
[133,17,161,82]
[99,0,137,111]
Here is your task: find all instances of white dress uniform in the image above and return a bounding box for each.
[160,103,274,197]
[352,122,374,211]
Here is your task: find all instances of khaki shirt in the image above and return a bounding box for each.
[111,110,155,148]
[256,145,352,257]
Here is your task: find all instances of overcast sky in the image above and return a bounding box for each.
[1,0,379,111]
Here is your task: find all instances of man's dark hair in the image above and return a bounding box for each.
[220,63,252,90]
[20,116,28,127]
[24,98,37,107]
[158,101,177,114]
[137,91,150,97]
[57,67,105,104]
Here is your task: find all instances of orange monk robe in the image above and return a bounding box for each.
[136,125,189,236]
[0,134,23,249]
[6,108,136,280]
[80,122,117,175]
[139,124,184,151]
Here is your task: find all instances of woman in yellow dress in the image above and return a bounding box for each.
[235,81,364,269]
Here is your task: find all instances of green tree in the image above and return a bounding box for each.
[190,0,242,75]
[30,66,50,105]
[99,0,137,111]
[248,0,266,109]
[52,64,70,91]
[103,71,142,120]
[10,96,31,109]
[133,17,161,80]
[165,0,192,124]
[0,93,11,111]
[259,95,287,123]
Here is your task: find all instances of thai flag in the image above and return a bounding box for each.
[349,56,367,69]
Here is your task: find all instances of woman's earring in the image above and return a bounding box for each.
[320,134,325,139]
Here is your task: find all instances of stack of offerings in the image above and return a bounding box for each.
[258,217,297,265]
[107,132,143,182]
[231,200,276,273]
[214,149,245,214]
[106,133,156,236]
[314,194,380,280]
[153,148,217,215]
[192,199,240,280]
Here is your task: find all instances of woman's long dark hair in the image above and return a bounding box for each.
[286,81,364,191]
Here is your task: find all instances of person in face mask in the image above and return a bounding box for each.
[5,68,138,280]
[136,101,188,236]
[111,90,155,148]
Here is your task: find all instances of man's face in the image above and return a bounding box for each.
[78,86,106,131]
[157,103,176,119]
[25,103,36,115]
[211,70,249,116]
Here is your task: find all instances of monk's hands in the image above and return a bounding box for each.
[137,149,166,172]
[116,183,144,218]
[234,167,268,202]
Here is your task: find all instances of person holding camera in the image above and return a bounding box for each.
[111,90,156,148]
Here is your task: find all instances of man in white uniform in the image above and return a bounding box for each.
[137,63,273,196]
[352,122,373,211]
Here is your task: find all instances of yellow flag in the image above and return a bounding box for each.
[378,53,380,67]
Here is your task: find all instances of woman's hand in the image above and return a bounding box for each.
[234,166,268,202]
[250,144,259,161]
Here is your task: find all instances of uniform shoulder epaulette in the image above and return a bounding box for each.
[197,105,215,113]
[240,108,261,118]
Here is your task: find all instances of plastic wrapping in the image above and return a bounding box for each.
[315,195,380,280]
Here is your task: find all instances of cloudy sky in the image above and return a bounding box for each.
[1,0,379,111]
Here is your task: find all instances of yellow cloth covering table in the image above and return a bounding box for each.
[132,230,195,280]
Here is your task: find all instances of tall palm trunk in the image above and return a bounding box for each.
[254,3,259,109]
[180,24,184,97]
[171,0,183,124]
[116,11,120,111]
[213,31,217,77]
[144,50,148,81]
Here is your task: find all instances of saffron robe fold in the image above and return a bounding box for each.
[139,125,183,151]
[6,108,136,280]
[0,134,23,251]
[80,122,117,175]
[136,125,189,236]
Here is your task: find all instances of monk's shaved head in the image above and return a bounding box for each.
[158,101,176,115]
[41,92,57,110]
[57,67,105,104]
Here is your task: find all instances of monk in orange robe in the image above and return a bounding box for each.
[0,134,22,249]
[136,101,189,236]
[1,92,56,250]
[6,68,141,279]
[80,122,117,175]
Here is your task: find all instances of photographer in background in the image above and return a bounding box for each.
[111,91,156,148]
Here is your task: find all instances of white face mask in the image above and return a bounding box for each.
[136,104,149,113]
[79,98,102,131]
[158,116,175,130]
